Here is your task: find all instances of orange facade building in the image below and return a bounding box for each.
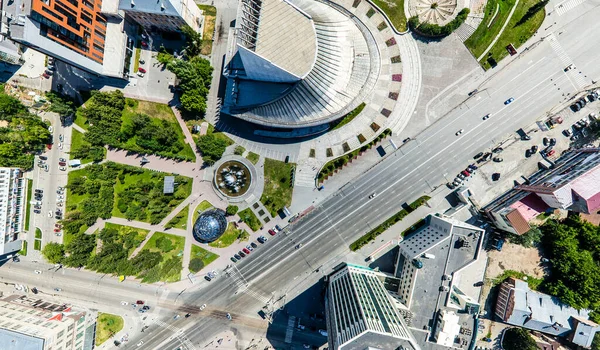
[29,0,107,64]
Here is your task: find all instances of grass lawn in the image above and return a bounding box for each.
[34,240,41,251]
[25,179,32,231]
[133,47,141,72]
[140,232,185,282]
[193,200,214,223]
[260,158,295,217]
[166,205,189,230]
[74,109,89,131]
[465,0,516,58]
[246,152,260,164]
[207,123,234,146]
[209,222,242,248]
[35,228,42,239]
[480,0,545,69]
[122,99,195,161]
[331,103,366,131]
[238,208,261,231]
[19,240,27,256]
[95,313,124,346]
[190,244,219,269]
[70,129,105,163]
[104,223,149,256]
[66,168,92,211]
[197,5,217,55]
[371,0,407,32]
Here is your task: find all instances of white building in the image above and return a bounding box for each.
[119,0,203,32]
[0,167,25,256]
[325,263,420,350]
[0,294,97,350]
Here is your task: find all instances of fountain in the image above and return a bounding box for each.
[214,161,252,198]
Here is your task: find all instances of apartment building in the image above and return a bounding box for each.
[325,263,420,350]
[118,0,203,32]
[0,294,97,350]
[0,167,25,256]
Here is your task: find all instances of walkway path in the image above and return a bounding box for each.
[477,0,521,61]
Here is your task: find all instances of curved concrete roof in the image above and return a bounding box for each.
[224,0,380,129]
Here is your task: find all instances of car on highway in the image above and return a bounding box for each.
[482,114,490,120]
[242,248,250,254]
[268,229,277,236]
[504,97,514,105]
[455,129,464,136]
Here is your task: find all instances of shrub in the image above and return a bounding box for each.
[196,134,227,165]
[234,146,245,155]
[155,236,174,253]
[189,258,204,273]
[409,8,470,38]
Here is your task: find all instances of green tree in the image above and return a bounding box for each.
[502,328,538,350]
[226,205,239,216]
[155,236,174,253]
[516,0,549,26]
[180,91,207,115]
[189,258,204,273]
[42,242,65,264]
[0,94,26,118]
[196,134,227,165]
[180,25,202,57]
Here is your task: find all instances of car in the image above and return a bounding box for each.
[242,248,250,254]
[246,245,254,252]
[453,180,462,187]
[55,215,62,220]
[57,195,64,200]
[59,157,66,162]
[59,166,66,171]
[319,329,328,337]
[368,192,377,199]
[531,145,538,153]
[268,229,276,236]
[48,211,53,218]
[230,257,238,263]
[139,59,145,64]
[58,186,64,191]
[493,157,503,162]
[447,182,456,189]
[547,150,556,157]
[457,173,465,180]
[298,324,306,330]
[54,228,61,233]
[257,236,265,243]
[204,276,212,281]
[35,188,43,193]
[34,205,41,210]
[461,170,470,177]
[571,104,581,112]
[141,41,148,47]
[142,305,150,310]
[138,67,147,73]
[185,313,191,318]
[34,270,41,274]
[468,164,478,170]
[39,155,48,160]
[226,313,232,320]
[42,72,50,79]
[275,225,282,231]
[492,173,501,181]
[121,301,128,305]
[200,304,206,311]
[295,244,303,249]
[173,315,180,320]
[504,97,514,105]
[474,152,484,159]
[46,64,55,71]
[141,33,148,40]
[55,223,62,228]
[238,251,246,257]
[549,138,556,146]
[474,281,484,287]
[521,134,531,141]
[303,345,311,349]
[455,129,464,136]
[563,129,572,137]
[543,137,549,146]
[492,147,503,153]
[136,300,144,305]
[482,114,490,120]
[580,118,589,126]
[137,341,144,347]
[34,210,41,214]
[260,235,268,242]
[250,242,258,248]
[59,161,66,166]
[468,89,478,96]
[137,72,145,78]
[234,254,241,260]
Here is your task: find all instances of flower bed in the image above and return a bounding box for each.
[385,37,397,46]
[392,74,402,82]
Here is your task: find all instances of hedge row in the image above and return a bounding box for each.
[349,195,431,251]
[318,129,392,182]
[408,8,470,38]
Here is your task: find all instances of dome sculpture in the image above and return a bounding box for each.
[192,209,228,243]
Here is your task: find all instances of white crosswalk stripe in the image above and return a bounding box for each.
[554,0,588,16]
[153,320,197,350]
[547,34,587,89]
[227,267,270,303]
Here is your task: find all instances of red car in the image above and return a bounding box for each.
[59,161,66,166]
[547,150,556,157]
[42,72,50,79]
[54,228,61,233]
[47,144,52,150]
[268,229,276,236]
[138,67,147,73]
[136,300,144,305]
[461,170,471,177]
[242,248,251,254]
[141,41,148,47]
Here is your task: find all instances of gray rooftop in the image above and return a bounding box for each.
[254,0,316,79]
[0,328,44,350]
[163,176,175,194]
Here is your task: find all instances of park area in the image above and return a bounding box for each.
[197,5,217,55]
[95,313,123,346]
[370,0,407,32]
[189,244,219,273]
[260,158,295,217]
[209,223,249,248]
[73,91,195,162]
[137,232,185,282]
[465,0,517,58]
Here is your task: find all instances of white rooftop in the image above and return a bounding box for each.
[255,0,316,78]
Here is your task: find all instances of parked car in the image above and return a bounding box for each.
[468,164,478,170]
[530,145,538,154]
[138,67,147,73]
[268,229,277,236]
[563,129,572,137]
[493,157,503,162]
[238,251,246,258]
[230,257,238,263]
[59,161,66,166]
[543,137,549,146]
[492,173,501,181]
[492,147,503,153]
[234,254,241,260]
[250,242,258,248]
[242,248,250,254]
[246,245,254,252]
[473,152,484,159]
[461,170,470,177]
[549,138,556,146]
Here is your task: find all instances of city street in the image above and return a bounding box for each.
[119,2,600,349]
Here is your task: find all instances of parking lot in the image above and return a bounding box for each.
[452,88,600,207]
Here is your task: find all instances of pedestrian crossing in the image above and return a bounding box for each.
[153,319,197,350]
[454,22,477,42]
[554,0,588,16]
[227,266,271,304]
[547,34,587,89]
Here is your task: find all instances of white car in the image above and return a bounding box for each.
[121,301,128,306]
[56,202,63,207]
[200,304,206,311]
[48,211,53,218]
[59,166,66,171]
[137,72,145,78]
[48,126,53,133]
[58,143,63,150]
[57,195,64,200]
[34,270,42,274]
[455,129,464,136]
[137,341,144,347]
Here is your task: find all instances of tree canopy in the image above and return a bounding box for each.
[196,133,227,165]
[502,328,538,350]
[167,56,213,116]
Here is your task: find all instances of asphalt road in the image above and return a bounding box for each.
[123,4,600,349]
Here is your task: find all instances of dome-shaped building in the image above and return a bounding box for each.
[192,209,228,243]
